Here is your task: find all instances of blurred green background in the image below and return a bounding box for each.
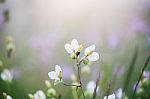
[0,0,150,98]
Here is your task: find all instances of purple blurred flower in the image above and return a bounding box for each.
[115,88,123,99]
[0,8,4,26]
[133,82,139,92]
[12,68,20,79]
[30,32,66,63]
[61,66,72,80]
[114,66,124,78]
[143,71,150,80]
[127,17,150,38]
[107,34,119,49]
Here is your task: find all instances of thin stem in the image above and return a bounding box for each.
[132,54,150,98]
[93,71,101,99]
[106,81,111,99]
[62,82,80,87]
[76,58,85,99]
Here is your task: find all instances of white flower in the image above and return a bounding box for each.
[116,88,123,99]
[84,45,99,61]
[86,81,99,94]
[104,93,115,99]
[34,90,46,99]
[48,65,63,83]
[6,95,12,99]
[1,69,13,83]
[65,39,83,54]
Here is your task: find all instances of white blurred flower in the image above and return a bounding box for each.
[84,45,99,61]
[6,95,12,99]
[48,65,63,84]
[116,88,123,99]
[81,66,90,75]
[1,69,13,83]
[65,39,83,58]
[34,90,46,99]
[86,81,99,94]
[104,93,115,99]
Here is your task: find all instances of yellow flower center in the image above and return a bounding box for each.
[87,51,93,56]
[58,71,62,80]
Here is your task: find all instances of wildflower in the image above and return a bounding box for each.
[45,80,51,88]
[143,71,150,80]
[65,39,83,59]
[34,90,46,99]
[47,88,56,97]
[81,66,90,75]
[48,65,63,84]
[6,35,15,58]
[84,45,99,62]
[6,95,12,99]
[70,73,77,81]
[104,93,115,99]
[85,81,99,95]
[1,69,13,83]
[115,88,123,99]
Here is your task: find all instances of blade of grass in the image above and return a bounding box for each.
[123,48,138,92]
[132,53,150,98]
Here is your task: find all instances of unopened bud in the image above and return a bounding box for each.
[0,60,3,67]
[45,80,51,88]
[70,53,77,59]
[81,66,90,75]
[47,88,56,97]
[28,94,34,99]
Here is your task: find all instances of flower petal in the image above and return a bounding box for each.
[104,93,115,99]
[48,71,58,80]
[65,43,73,54]
[71,39,79,51]
[108,93,115,99]
[87,52,99,61]
[55,65,62,75]
[84,45,95,55]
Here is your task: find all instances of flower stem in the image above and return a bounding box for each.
[76,58,85,99]
[93,71,101,99]
[132,53,150,99]
[62,82,80,87]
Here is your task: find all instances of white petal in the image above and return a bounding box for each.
[48,71,59,80]
[87,81,95,93]
[34,90,46,99]
[104,94,115,99]
[71,39,79,51]
[84,45,95,55]
[108,93,115,99]
[6,95,12,99]
[87,52,99,61]
[55,65,62,75]
[65,43,73,54]
[116,88,123,99]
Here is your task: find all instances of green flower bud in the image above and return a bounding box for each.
[45,80,51,88]
[0,60,3,68]
[142,78,150,87]
[28,94,34,99]
[137,88,144,96]
[70,53,77,59]
[47,88,56,97]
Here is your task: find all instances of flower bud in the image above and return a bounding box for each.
[70,74,77,81]
[70,53,77,59]
[28,94,34,99]
[6,43,15,58]
[0,60,3,68]
[45,80,51,88]
[47,88,56,97]
[137,88,144,96]
[81,66,90,75]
